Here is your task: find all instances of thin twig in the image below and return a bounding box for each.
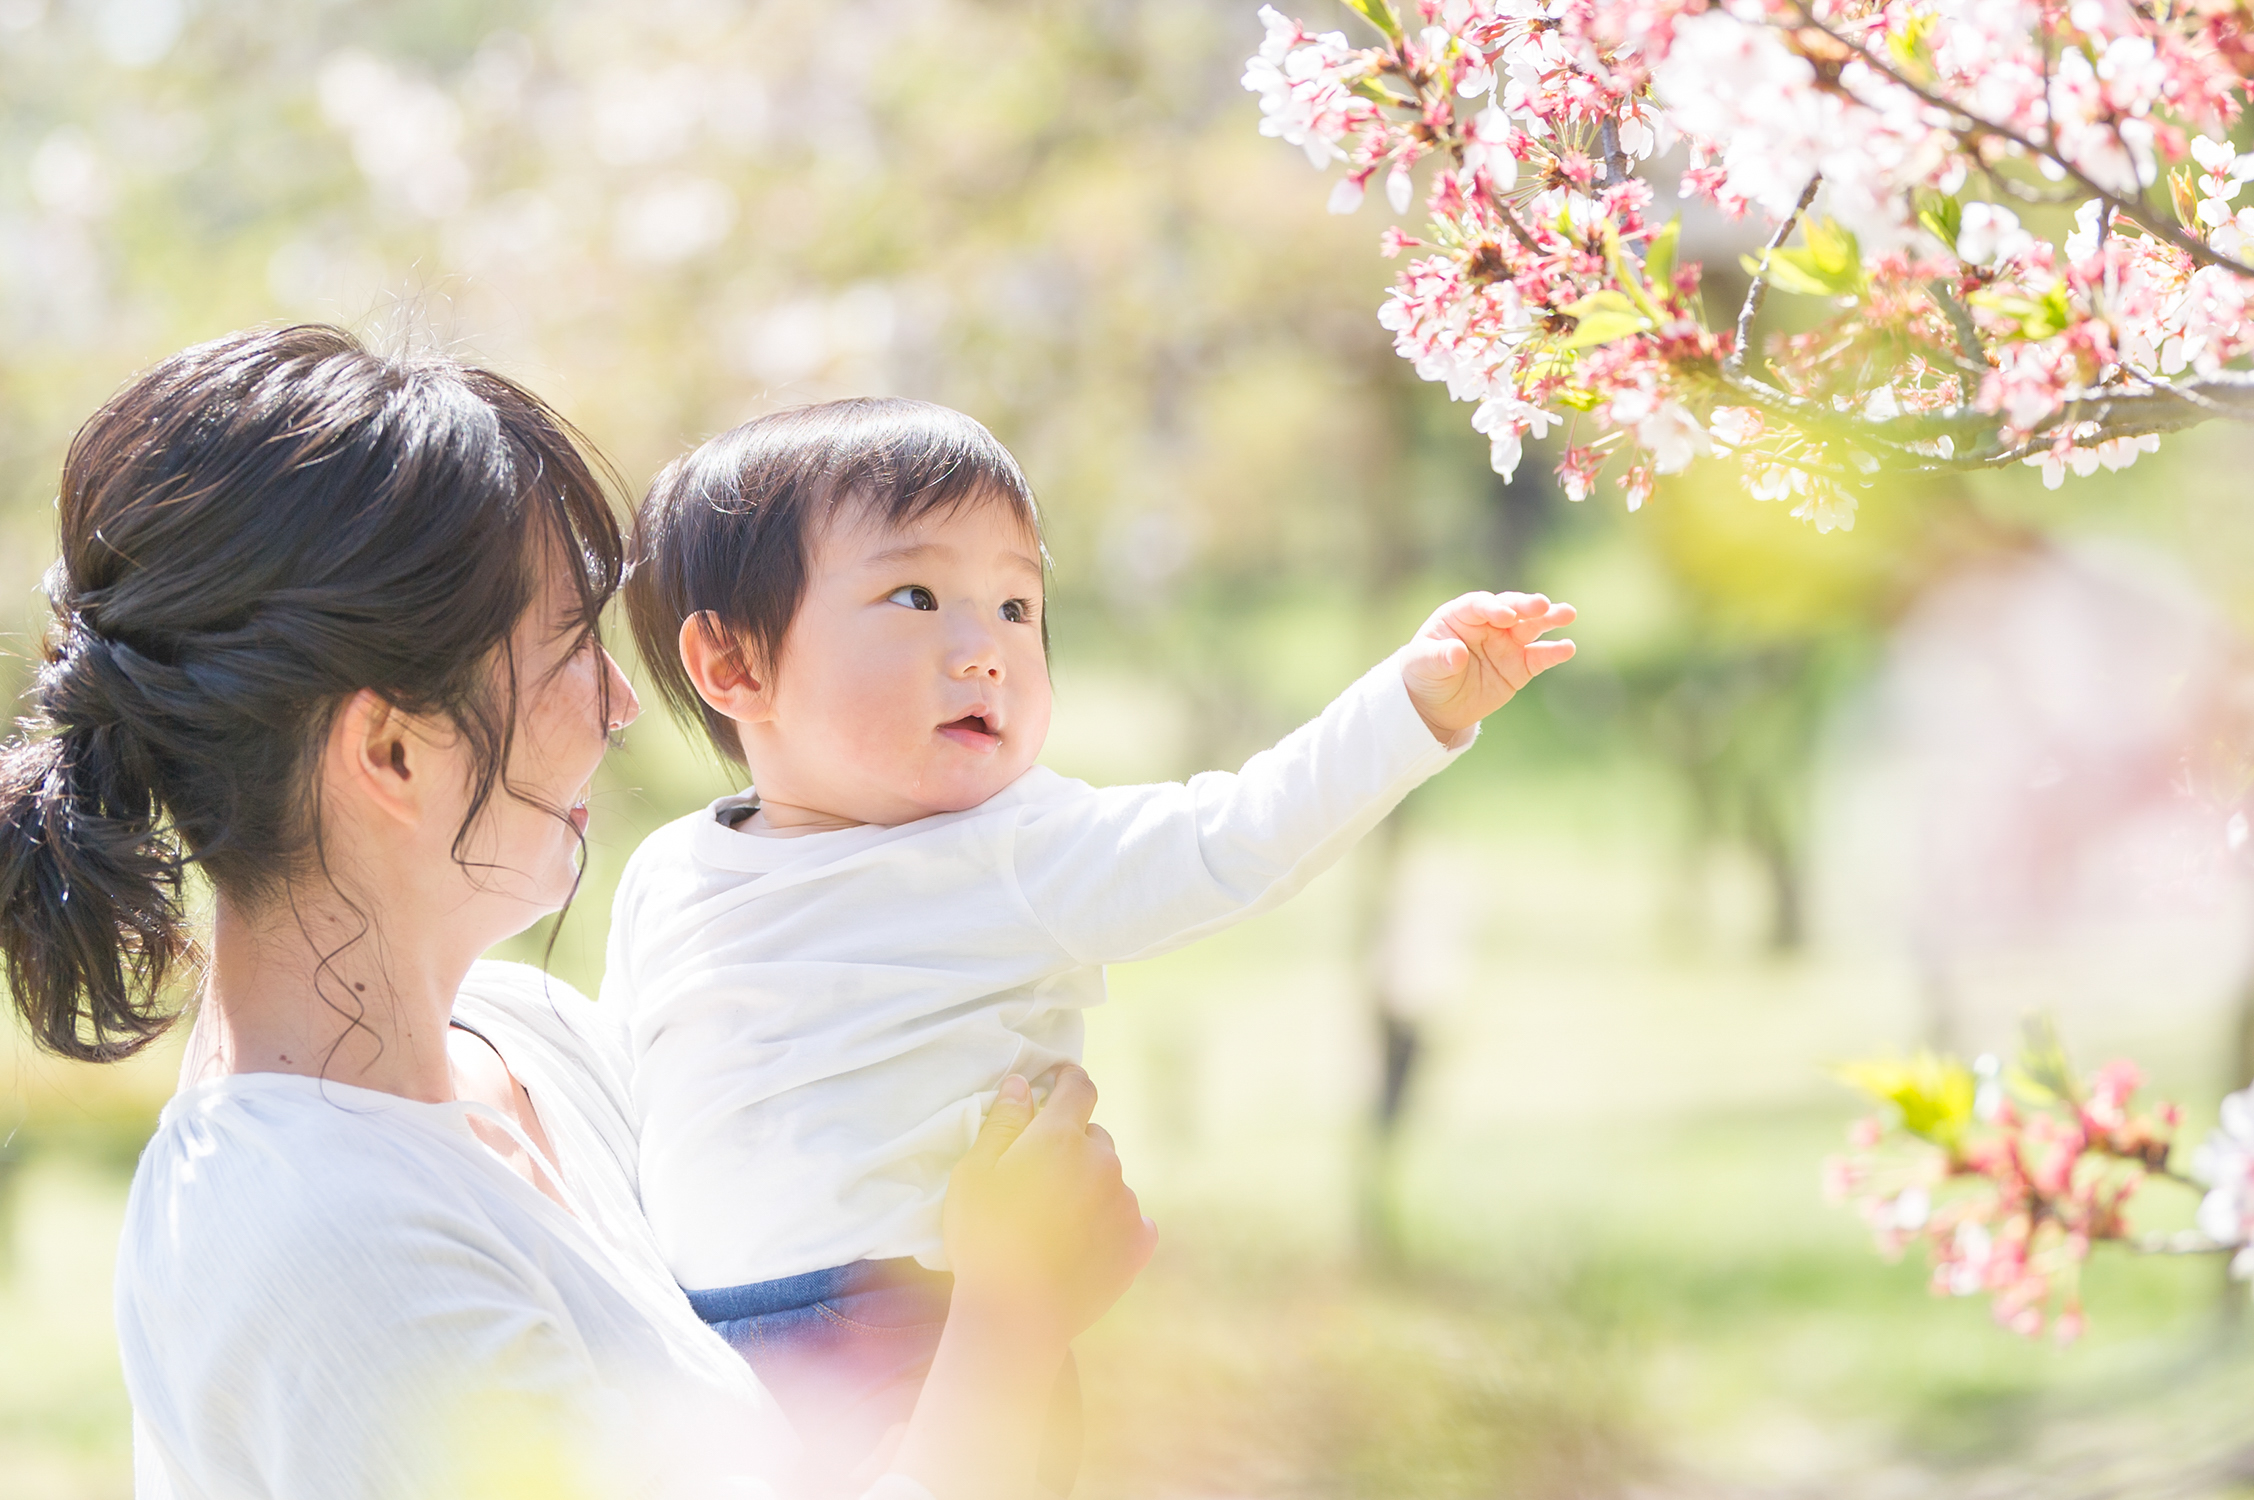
[2122,366,2234,415]
[1729,174,1824,377]
[1989,174,2086,207]
[1925,279,1992,371]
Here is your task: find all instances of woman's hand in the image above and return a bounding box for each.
[942,1066,1155,1343]
[893,1066,1153,1499]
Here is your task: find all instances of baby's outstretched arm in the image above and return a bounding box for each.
[1015,589,1574,965]
[1400,591,1577,742]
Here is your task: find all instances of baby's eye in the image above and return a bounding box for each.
[999,598,1034,625]
[887,585,938,611]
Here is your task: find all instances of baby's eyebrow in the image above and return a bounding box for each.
[864,540,1044,578]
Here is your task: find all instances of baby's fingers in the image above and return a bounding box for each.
[1509,600,1576,645]
[1429,592,1517,635]
[1492,590,1549,620]
[1523,638,1577,675]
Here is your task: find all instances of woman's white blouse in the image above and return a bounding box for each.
[114,961,931,1500]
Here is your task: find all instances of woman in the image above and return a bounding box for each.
[0,324,1152,1499]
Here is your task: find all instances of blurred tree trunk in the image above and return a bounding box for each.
[1745,779,1805,952]
[1352,809,1418,1265]
[1349,371,1422,1268]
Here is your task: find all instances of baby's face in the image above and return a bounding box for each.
[754,498,1051,826]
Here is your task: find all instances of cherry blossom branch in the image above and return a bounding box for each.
[1774,0,2254,280]
[1924,280,1992,372]
[1730,175,1824,379]
[1245,0,2254,531]
[1827,1043,2223,1340]
[1707,368,2254,476]
[1598,118,1632,192]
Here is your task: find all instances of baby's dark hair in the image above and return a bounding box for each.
[626,397,1043,765]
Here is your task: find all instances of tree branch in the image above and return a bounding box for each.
[1598,118,1630,191]
[1772,0,2254,280]
[1924,278,1991,372]
[1729,174,1824,378]
[1708,368,2254,473]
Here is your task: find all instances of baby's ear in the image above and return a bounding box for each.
[678,613,772,723]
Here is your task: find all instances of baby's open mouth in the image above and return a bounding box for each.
[938,713,1000,750]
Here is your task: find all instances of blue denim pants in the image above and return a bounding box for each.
[688,1258,1080,1496]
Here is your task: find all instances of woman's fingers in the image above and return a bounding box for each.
[1026,1063,1098,1137]
[963,1074,1035,1167]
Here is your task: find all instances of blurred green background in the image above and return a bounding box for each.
[9,1,2254,1496]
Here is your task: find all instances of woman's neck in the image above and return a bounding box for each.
[185,893,476,1103]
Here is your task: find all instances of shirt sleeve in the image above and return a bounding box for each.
[1011,648,1473,966]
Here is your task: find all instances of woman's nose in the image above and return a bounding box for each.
[603,647,643,728]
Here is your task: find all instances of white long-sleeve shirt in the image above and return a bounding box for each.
[115,962,930,1500]
[609,652,1471,1292]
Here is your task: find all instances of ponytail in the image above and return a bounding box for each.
[0,711,188,1061]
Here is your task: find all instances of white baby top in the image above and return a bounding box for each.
[114,961,932,1500]
[610,651,1472,1292]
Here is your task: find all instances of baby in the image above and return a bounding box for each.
[606,398,1574,1480]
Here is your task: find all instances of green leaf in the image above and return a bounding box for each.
[2012,1014,2080,1106]
[1743,216,1869,299]
[1801,216,1859,269]
[1740,216,1865,298]
[1742,251,1840,298]
[1834,1053,1977,1150]
[1603,233,1666,324]
[1557,289,1654,350]
[1886,11,1937,80]
[1967,282,2073,340]
[1339,0,1405,40]
[1915,190,1962,252]
[1644,220,1681,294]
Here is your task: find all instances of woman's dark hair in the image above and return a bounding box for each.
[0,324,624,1061]
[626,397,1043,765]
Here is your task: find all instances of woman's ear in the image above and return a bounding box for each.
[327,688,424,829]
[679,613,773,725]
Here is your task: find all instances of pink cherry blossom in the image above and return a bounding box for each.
[1245,0,2254,523]
[1832,1034,2197,1339]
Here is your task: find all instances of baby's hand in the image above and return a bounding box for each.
[1401,591,1577,742]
